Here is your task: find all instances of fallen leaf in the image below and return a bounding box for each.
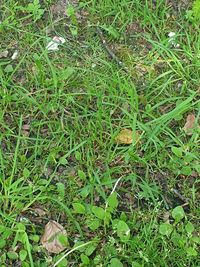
[33,207,47,217]
[22,124,30,136]
[0,50,9,58]
[115,129,133,144]
[183,114,196,135]
[41,220,67,253]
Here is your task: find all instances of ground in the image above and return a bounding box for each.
[0,0,199,266]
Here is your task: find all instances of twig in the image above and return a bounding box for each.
[161,195,170,210]
[96,27,129,73]
[171,188,189,205]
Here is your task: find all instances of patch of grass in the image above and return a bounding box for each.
[0,0,199,266]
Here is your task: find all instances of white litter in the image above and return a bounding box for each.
[173,43,180,48]
[46,36,66,51]
[168,32,180,48]
[168,32,176,38]
[11,50,19,60]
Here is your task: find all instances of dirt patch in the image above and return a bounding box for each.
[50,0,78,17]
[166,0,192,12]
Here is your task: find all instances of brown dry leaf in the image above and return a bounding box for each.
[0,50,9,58]
[22,124,30,136]
[33,207,47,217]
[183,114,196,135]
[115,129,133,144]
[41,220,67,254]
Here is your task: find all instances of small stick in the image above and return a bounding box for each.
[171,188,189,204]
[161,195,170,210]
[96,27,129,73]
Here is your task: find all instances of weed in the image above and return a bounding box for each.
[16,0,45,22]
[186,0,200,23]
[0,0,199,266]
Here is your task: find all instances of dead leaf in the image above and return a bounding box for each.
[0,50,9,58]
[41,220,68,254]
[115,129,133,144]
[22,124,30,136]
[183,114,196,135]
[33,207,47,217]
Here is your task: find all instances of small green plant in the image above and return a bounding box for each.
[169,146,199,176]
[66,5,78,36]
[16,0,45,22]
[108,258,123,267]
[159,206,199,258]
[101,24,120,39]
[186,0,200,23]
[138,180,161,205]
[0,0,199,266]
[0,223,39,266]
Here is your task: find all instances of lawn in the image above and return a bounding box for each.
[0,0,199,266]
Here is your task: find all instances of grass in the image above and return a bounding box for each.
[0,0,199,266]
